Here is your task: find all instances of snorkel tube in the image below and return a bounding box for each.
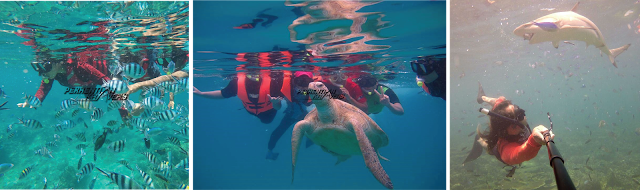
[478,108,531,133]
[544,112,576,190]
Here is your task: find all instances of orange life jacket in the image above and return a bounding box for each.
[237,71,273,115]
[236,70,300,115]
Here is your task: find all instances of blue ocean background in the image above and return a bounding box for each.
[193,1,445,189]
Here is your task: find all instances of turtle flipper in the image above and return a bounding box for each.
[291,120,312,184]
[352,122,393,189]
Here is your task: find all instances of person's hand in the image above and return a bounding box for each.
[17,102,36,109]
[532,125,554,145]
[193,87,201,95]
[168,101,175,110]
[340,87,351,100]
[267,94,283,104]
[375,89,391,106]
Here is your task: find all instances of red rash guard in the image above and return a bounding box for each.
[497,134,542,165]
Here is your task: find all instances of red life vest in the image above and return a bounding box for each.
[236,70,298,115]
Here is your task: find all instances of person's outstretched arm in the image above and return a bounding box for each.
[193,87,225,99]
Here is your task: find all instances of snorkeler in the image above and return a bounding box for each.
[266,71,315,160]
[464,82,555,175]
[19,51,112,107]
[320,72,368,112]
[194,70,314,160]
[353,74,404,115]
[411,55,446,100]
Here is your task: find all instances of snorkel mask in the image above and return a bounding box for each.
[478,106,531,133]
[30,62,53,83]
[355,74,378,95]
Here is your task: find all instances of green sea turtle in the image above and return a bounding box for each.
[291,82,393,189]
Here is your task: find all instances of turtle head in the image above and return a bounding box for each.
[308,82,332,103]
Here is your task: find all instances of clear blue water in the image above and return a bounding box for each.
[0,1,189,189]
[451,1,640,189]
[194,1,445,189]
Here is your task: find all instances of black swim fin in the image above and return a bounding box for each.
[477,82,486,104]
[462,134,484,165]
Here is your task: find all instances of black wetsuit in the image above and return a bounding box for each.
[268,91,311,151]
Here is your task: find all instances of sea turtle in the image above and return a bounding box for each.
[291,82,393,189]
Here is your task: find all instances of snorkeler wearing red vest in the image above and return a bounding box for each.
[319,72,368,112]
[464,83,555,177]
[16,21,112,107]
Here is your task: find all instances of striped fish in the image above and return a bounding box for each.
[140,108,153,119]
[122,62,146,79]
[60,120,76,129]
[177,77,188,89]
[91,108,104,121]
[19,166,34,179]
[8,132,15,138]
[174,157,188,171]
[76,163,95,181]
[150,166,163,173]
[173,128,188,136]
[166,136,181,146]
[95,167,143,189]
[178,146,188,156]
[102,79,129,94]
[60,99,77,111]
[46,141,57,147]
[18,117,43,129]
[164,82,186,94]
[129,118,148,129]
[107,100,122,112]
[23,95,41,109]
[142,152,158,164]
[71,109,80,117]
[178,184,188,189]
[135,165,155,189]
[76,144,88,149]
[154,110,180,121]
[142,96,164,111]
[142,87,164,99]
[54,124,66,132]
[34,146,53,158]
[107,120,118,126]
[77,99,94,111]
[118,160,133,170]
[55,110,65,118]
[75,132,86,142]
[107,140,126,152]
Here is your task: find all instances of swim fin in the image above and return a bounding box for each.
[266,150,279,160]
[462,134,484,165]
[477,82,486,104]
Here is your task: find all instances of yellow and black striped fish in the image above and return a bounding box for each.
[19,166,34,179]
[108,140,126,152]
[95,167,143,189]
[76,144,88,149]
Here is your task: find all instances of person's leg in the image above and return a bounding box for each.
[266,109,298,160]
